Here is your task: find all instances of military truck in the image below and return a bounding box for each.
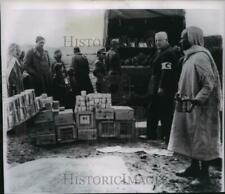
[103,9,186,119]
[103,9,222,120]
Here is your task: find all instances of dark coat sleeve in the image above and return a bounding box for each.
[24,49,36,76]
[158,50,179,95]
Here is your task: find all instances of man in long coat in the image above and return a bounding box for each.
[146,32,179,142]
[168,26,222,183]
[24,36,52,96]
[93,48,106,93]
[70,47,93,94]
[105,39,121,94]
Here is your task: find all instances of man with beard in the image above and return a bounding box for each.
[168,26,222,184]
[24,36,52,96]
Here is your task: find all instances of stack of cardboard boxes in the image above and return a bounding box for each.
[75,92,112,141]
[6,89,39,131]
[31,91,136,145]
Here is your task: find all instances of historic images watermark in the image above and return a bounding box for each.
[63,172,158,186]
[63,36,155,48]
[64,36,105,47]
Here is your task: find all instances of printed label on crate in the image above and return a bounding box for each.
[76,111,95,129]
[79,115,91,124]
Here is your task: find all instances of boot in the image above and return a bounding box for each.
[190,161,210,186]
[199,161,210,179]
[176,159,200,178]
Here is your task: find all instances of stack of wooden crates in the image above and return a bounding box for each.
[96,108,116,138]
[76,111,97,141]
[34,110,56,145]
[54,109,77,143]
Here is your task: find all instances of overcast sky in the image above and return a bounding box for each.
[3,9,224,48]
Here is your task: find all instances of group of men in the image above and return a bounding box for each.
[7,36,95,109]
[23,36,94,96]
[7,35,123,106]
[7,26,222,184]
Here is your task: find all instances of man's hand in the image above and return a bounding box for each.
[190,99,201,106]
[174,93,181,101]
[157,88,164,96]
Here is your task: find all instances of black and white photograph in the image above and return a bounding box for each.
[1,0,225,193]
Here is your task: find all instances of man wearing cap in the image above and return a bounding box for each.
[146,32,179,143]
[70,47,93,94]
[24,36,52,96]
[93,48,106,93]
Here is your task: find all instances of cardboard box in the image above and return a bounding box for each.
[33,110,53,124]
[54,109,74,126]
[36,133,56,145]
[98,120,118,138]
[95,108,114,120]
[78,128,97,140]
[112,106,134,120]
[76,111,96,129]
[56,124,77,143]
[116,120,136,140]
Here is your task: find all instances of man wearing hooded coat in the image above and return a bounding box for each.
[168,26,222,184]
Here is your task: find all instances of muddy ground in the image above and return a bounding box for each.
[7,132,222,193]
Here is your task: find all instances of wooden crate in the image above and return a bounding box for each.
[76,111,96,129]
[34,121,55,135]
[56,124,77,143]
[98,120,118,138]
[95,108,114,120]
[112,106,134,120]
[54,109,74,126]
[33,110,54,124]
[78,128,97,141]
[116,120,136,140]
[36,134,56,145]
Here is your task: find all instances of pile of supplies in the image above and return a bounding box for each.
[6,89,38,130]
[17,90,136,145]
